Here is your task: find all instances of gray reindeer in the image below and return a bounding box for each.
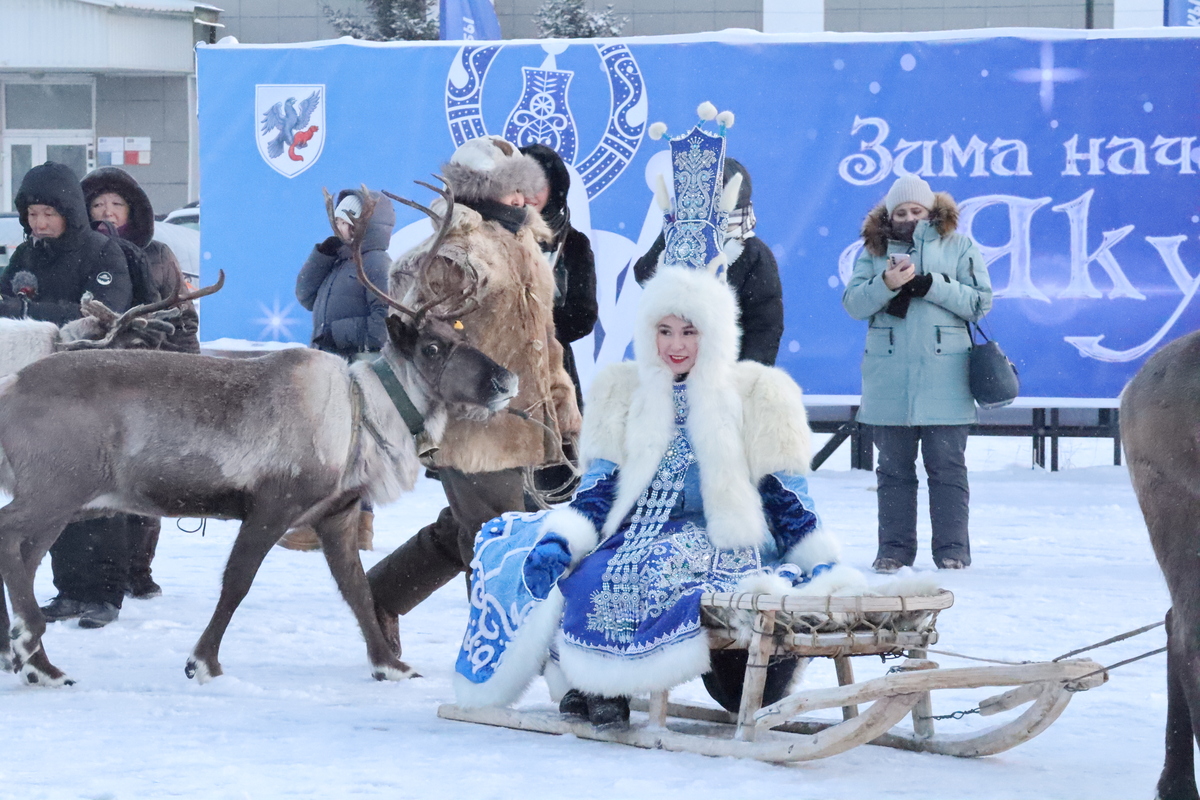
[1121,329,1200,800]
[0,183,518,687]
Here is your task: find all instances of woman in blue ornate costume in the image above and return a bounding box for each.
[453,264,858,728]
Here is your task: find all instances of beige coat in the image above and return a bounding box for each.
[390,204,581,473]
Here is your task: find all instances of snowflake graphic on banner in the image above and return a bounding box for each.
[254,298,300,341]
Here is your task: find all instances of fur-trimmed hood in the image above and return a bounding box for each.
[15,162,89,240]
[581,267,811,552]
[861,191,960,257]
[80,167,156,249]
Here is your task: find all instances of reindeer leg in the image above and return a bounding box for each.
[0,574,11,674]
[314,500,418,682]
[1159,607,1200,800]
[186,507,291,684]
[0,498,78,687]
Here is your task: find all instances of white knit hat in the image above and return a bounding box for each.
[334,193,363,224]
[885,175,935,215]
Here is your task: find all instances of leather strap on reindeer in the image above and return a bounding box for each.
[369,357,425,437]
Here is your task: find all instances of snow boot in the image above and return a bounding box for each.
[872,557,904,574]
[358,510,374,551]
[587,695,630,730]
[559,689,589,719]
[78,601,120,629]
[40,595,88,622]
[277,526,321,551]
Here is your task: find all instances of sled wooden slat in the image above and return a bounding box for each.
[701,589,954,614]
[707,628,937,656]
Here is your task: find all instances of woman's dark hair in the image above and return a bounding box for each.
[519,142,571,236]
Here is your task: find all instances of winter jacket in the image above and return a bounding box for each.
[296,190,395,359]
[390,203,582,473]
[551,227,597,408]
[634,232,784,365]
[81,167,199,353]
[842,193,992,426]
[0,162,132,322]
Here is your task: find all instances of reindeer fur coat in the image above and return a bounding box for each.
[390,203,581,473]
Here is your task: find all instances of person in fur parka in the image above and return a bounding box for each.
[367,136,583,637]
[452,265,860,728]
[842,175,992,573]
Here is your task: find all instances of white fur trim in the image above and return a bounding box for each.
[538,507,599,566]
[787,563,869,597]
[542,658,570,703]
[0,318,59,376]
[648,122,668,140]
[733,572,794,597]
[453,588,564,708]
[716,110,735,129]
[720,173,742,213]
[738,363,812,476]
[697,101,718,121]
[870,571,944,597]
[783,528,842,575]
[558,632,711,696]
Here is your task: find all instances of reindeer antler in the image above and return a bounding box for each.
[60,271,226,351]
[329,185,425,321]
[354,178,465,324]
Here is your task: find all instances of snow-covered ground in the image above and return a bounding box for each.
[1,436,1171,800]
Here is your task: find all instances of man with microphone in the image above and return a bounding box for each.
[0,161,133,629]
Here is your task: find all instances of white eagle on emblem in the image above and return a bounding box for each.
[259,90,322,162]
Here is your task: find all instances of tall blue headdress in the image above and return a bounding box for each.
[648,102,739,279]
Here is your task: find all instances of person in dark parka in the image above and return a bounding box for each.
[520,144,598,505]
[81,166,202,602]
[82,166,200,353]
[0,162,132,322]
[280,189,395,551]
[0,161,134,630]
[519,143,598,411]
[633,157,784,366]
[296,189,395,359]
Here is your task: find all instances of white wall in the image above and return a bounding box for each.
[763,0,825,33]
[1113,0,1164,27]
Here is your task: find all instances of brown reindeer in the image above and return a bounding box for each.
[0,184,518,687]
[1121,329,1200,800]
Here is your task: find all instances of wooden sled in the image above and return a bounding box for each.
[437,590,1107,762]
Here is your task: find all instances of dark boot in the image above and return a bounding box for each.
[40,596,87,622]
[586,694,630,730]
[78,601,120,629]
[558,688,589,719]
[127,516,162,598]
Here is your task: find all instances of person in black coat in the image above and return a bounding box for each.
[520,143,598,411]
[81,166,203,602]
[0,162,132,321]
[520,143,598,505]
[280,189,395,551]
[0,161,134,630]
[632,157,784,366]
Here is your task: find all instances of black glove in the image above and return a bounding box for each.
[908,273,934,297]
[316,236,342,257]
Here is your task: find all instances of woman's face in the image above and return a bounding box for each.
[891,202,929,223]
[656,314,699,377]
[89,192,129,228]
[527,184,551,213]
[27,204,66,239]
[497,191,525,208]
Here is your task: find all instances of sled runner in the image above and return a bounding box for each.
[437,590,1107,762]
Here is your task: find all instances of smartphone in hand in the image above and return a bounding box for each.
[888,253,912,269]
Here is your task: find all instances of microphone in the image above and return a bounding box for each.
[13,271,38,299]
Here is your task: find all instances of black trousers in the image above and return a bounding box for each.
[50,514,132,608]
[874,424,971,567]
[367,467,526,617]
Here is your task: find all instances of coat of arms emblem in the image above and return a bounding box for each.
[256,84,325,178]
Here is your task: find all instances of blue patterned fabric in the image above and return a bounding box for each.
[457,510,563,686]
[758,471,822,563]
[662,126,729,278]
[569,458,619,531]
[558,383,762,661]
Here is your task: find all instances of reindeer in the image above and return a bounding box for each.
[1121,329,1200,800]
[0,184,518,688]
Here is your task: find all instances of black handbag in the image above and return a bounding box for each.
[969,323,1020,409]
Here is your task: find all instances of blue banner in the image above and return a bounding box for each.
[197,31,1200,401]
[439,0,501,40]
[1165,0,1200,26]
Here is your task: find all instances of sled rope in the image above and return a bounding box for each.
[1052,619,1164,662]
[920,648,1032,666]
[1063,646,1168,692]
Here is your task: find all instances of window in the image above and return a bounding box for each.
[5,84,93,130]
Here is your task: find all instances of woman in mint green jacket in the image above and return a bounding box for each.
[842,175,992,574]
